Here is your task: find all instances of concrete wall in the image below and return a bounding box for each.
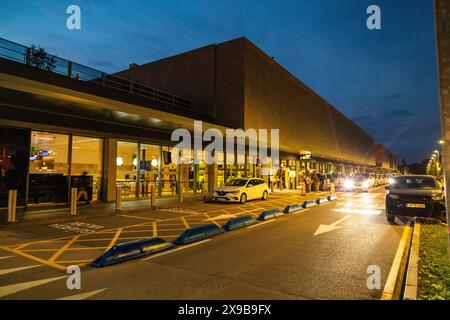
[242,39,375,166]
[116,37,376,166]
[375,144,396,170]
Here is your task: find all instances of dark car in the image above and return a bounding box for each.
[385,175,446,222]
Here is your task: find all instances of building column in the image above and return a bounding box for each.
[207,163,218,194]
[102,138,117,202]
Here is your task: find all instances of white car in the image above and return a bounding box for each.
[213,178,269,204]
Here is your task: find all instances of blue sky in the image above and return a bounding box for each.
[0,0,440,163]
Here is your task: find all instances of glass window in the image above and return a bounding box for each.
[28,131,69,204]
[71,136,103,201]
[116,141,138,199]
[0,127,29,208]
[161,146,177,196]
[138,144,159,197]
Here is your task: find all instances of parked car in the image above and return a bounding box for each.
[213,178,269,204]
[385,175,446,222]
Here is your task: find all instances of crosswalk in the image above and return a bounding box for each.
[0,254,107,299]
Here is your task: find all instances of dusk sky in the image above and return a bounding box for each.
[0,0,440,163]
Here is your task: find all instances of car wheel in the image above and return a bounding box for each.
[240,193,247,204]
[386,209,395,222]
[262,190,268,200]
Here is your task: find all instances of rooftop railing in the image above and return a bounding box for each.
[0,37,195,110]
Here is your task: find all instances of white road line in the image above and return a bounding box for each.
[0,276,66,298]
[0,265,41,276]
[142,239,212,261]
[55,288,108,300]
[0,256,14,261]
[247,220,275,229]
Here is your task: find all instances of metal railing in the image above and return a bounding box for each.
[0,37,195,110]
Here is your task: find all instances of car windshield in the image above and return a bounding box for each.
[225,179,248,187]
[354,176,365,182]
[391,177,437,189]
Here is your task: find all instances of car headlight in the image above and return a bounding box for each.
[228,190,239,195]
[388,178,395,185]
[344,180,354,189]
[388,194,399,200]
[432,194,444,201]
[362,180,370,188]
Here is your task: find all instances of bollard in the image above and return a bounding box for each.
[201,183,206,198]
[270,181,274,193]
[70,187,78,216]
[7,189,17,223]
[115,186,122,211]
[150,184,156,210]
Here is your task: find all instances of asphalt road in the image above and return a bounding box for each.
[0,187,405,300]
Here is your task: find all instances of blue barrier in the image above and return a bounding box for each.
[173,223,225,244]
[327,194,338,201]
[316,197,329,204]
[91,237,174,267]
[283,204,304,214]
[258,208,283,221]
[302,200,317,208]
[222,215,258,231]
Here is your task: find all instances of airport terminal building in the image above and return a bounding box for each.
[0,37,396,211]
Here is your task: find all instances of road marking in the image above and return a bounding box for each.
[142,239,212,261]
[381,226,413,300]
[118,214,158,221]
[104,228,123,252]
[153,222,157,237]
[55,288,108,300]
[0,256,14,261]
[0,276,66,298]
[313,215,351,236]
[0,265,41,276]
[246,220,275,229]
[49,236,80,263]
[0,245,67,271]
[181,217,190,229]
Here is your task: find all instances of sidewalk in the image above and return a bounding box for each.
[0,193,204,228]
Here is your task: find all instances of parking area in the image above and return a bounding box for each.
[0,190,335,271]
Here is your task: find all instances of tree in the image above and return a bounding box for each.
[29,44,56,71]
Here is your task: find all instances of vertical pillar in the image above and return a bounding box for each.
[207,163,218,197]
[158,146,163,197]
[435,0,450,252]
[7,189,17,223]
[70,187,77,215]
[101,138,117,202]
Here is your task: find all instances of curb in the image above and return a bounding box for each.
[380,223,413,300]
[403,223,420,300]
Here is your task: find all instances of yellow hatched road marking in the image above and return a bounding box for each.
[181,217,190,229]
[0,245,67,271]
[49,236,80,263]
[202,213,221,227]
[104,228,123,252]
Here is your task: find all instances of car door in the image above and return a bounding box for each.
[246,179,258,200]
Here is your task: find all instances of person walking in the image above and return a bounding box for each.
[77,171,90,204]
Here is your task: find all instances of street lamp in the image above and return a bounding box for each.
[438,139,445,145]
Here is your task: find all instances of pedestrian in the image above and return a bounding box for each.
[77,171,90,204]
[306,175,312,193]
[314,175,320,193]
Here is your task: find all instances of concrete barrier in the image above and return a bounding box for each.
[258,209,283,221]
[327,194,338,201]
[91,237,175,267]
[283,204,304,214]
[173,224,225,244]
[302,200,317,208]
[316,197,329,204]
[222,215,258,231]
